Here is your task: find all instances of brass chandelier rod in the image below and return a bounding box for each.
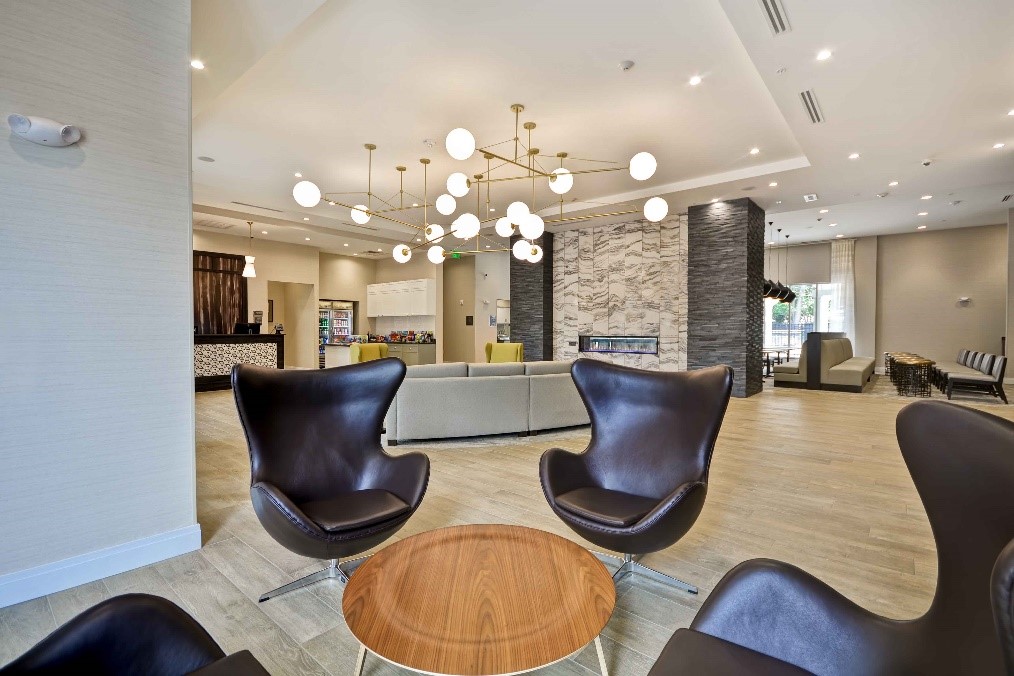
[469,164,627,186]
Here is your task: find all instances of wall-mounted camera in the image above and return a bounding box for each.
[7,114,82,147]
[922,159,933,167]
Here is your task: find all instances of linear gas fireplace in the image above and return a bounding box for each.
[578,335,659,355]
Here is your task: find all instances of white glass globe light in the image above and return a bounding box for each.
[527,244,544,263]
[447,172,470,198]
[512,239,531,260]
[548,168,573,195]
[427,245,445,264]
[445,128,476,161]
[393,244,412,264]
[494,217,514,238]
[506,201,529,225]
[242,255,256,278]
[643,196,669,222]
[452,213,480,239]
[292,180,321,207]
[518,213,545,240]
[629,152,657,181]
[351,205,371,224]
[425,223,445,243]
[435,193,456,216]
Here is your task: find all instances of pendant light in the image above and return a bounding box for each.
[242,221,256,278]
[763,221,775,297]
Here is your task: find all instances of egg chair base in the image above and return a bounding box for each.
[258,554,369,603]
[594,551,698,594]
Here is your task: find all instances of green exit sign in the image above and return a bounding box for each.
[451,252,461,259]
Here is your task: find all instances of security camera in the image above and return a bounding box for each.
[922,159,932,167]
[7,114,81,147]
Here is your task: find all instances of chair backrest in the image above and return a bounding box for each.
[982,354,997,375]
[992,356,1008,383]
[967,351,980,367]
[571,359,733,500]
[350,343,389,363]
[973,352,986,370]
[992,538,1014,676]
[486,342,523,363]
[897,400,1014,674]
[958,349,969,363]
[797,342,808,378]
[232,359,406,502]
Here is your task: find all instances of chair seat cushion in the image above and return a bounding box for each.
[950,373,995,383]
[299,489,410,533]
[773,360,799,374]
[555,486,660,527]
[648,629,814,676]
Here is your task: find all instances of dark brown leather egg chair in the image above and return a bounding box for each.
[540,359,733,594]
[649,400,1014,675]
[0,594,268,675]
[233,359,429,602]
[992,538,1014,675]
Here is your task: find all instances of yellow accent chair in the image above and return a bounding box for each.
[485,342,523,363]
[349,343,389,364]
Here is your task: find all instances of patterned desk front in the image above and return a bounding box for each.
[194,335,284,391]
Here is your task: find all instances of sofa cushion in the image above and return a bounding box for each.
[299,489,410,532]
[774,370,806,383]
[406,362,467,378]
[825,357,876,387]
[468,362,525,377]
[391,376,530,441]
[556,486,659,528]
[524,360,573,376]
[950,372,995,383]
[529,373,589,431]
[772,360,799,374]
[841,339,854,360]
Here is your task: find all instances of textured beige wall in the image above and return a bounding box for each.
[876,224,1007,364]
[442,256,477,362]
[473,252,510,360]
[319,253,376,334]
[0,0,196,588]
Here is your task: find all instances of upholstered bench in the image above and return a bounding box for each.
[820,338,875,391]
[773,343,807,388]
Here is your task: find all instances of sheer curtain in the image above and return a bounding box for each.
[829,239,856,341]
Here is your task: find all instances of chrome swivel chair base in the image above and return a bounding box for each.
[258,555,368,603]
[594,552,698,595]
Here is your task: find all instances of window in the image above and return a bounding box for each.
[764,283,837,351]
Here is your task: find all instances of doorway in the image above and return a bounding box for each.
[267,281,316,368]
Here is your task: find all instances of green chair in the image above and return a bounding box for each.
[485,342,523,363]
[350,343,389,363]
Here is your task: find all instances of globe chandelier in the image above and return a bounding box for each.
[291,103,669,265]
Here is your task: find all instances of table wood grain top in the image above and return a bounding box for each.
[342,524,616,675]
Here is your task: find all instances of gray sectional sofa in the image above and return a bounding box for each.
[384,361,589,444]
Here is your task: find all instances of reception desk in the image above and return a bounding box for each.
[194,334,284,391]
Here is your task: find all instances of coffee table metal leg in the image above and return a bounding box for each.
[595,636,609,676]
[353,644,366,676]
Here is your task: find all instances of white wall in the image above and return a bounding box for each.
[0,0,198,605]
[473,252,510,359]
[193,230,319,368]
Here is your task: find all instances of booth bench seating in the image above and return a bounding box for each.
[774,333,875,392]
[933,349,1008,403]
[384,360,589,444]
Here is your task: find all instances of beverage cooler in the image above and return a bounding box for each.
[318,300,355,367]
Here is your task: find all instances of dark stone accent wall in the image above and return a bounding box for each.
[509,232,554,361]
[687,198,764,397]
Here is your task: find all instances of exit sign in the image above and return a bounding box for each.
[451,252,461,259]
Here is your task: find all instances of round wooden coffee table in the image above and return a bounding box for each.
[343,524,616,675]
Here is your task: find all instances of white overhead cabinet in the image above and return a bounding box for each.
[366,279,437,317]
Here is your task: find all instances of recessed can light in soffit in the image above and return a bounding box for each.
[190,59,205,70]
[918,212,928,216]
[819,209,829,214]
[261,230,267,235]
[829,223,837,227]
[816,49,832,61]
[917,225,927,230]
[305,237,310,241]
[889,181,899,186]
[1009,110,1014,116]
[689,75,702,86]
[303,217,309,220]
[921,195,933,200]
[994,143,1006,149]
[749,147,760,155]
[769,182,778,187]
[848,152,860,160]
[835,234,843,238]
[343,243,349,246]
[197,156,215,162]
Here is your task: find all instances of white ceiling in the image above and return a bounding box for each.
[191,0,1014,253]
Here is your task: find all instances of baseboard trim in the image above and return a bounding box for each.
[0,524,201,608]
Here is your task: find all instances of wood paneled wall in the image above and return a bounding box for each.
[193,251,248,334]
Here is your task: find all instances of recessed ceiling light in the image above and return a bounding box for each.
[776,200,782,204]
[689,75,702,86]
[921,195,933,200]
[917,225,927,230]
[305,237,310,241]
[294,172,302,178]
[816,49,833,61]
[918,212,928,216]
[889,181,899,187]
[994,143,1006,149]
[343,243,349,246]
[490,207,495,211]
[415,238,421,242]
[711,198,719,203]
[377,248,383,252]
[412,203,419,207]
[835,234,843,238]
[819,209,829,214]
[829,223,837,227]
[353,253,358,256]
[1009,110,1014,116]
[485,245,491,249]
[261,230,267,235]
[848,152,860,160]
[769,182,778,187]
[303,217,309,221]
[197,156,215,162]
[190,59,205,70]
[749,147,760,155]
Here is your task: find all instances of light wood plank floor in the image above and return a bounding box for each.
[2,385,1012,674]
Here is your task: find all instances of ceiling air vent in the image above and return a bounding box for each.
[230,201,284,213]
[759,0,791,35]
[193,218,235,230]
[803,194,819,203]
[1003,194,1012,203]
[799,90,824,124]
